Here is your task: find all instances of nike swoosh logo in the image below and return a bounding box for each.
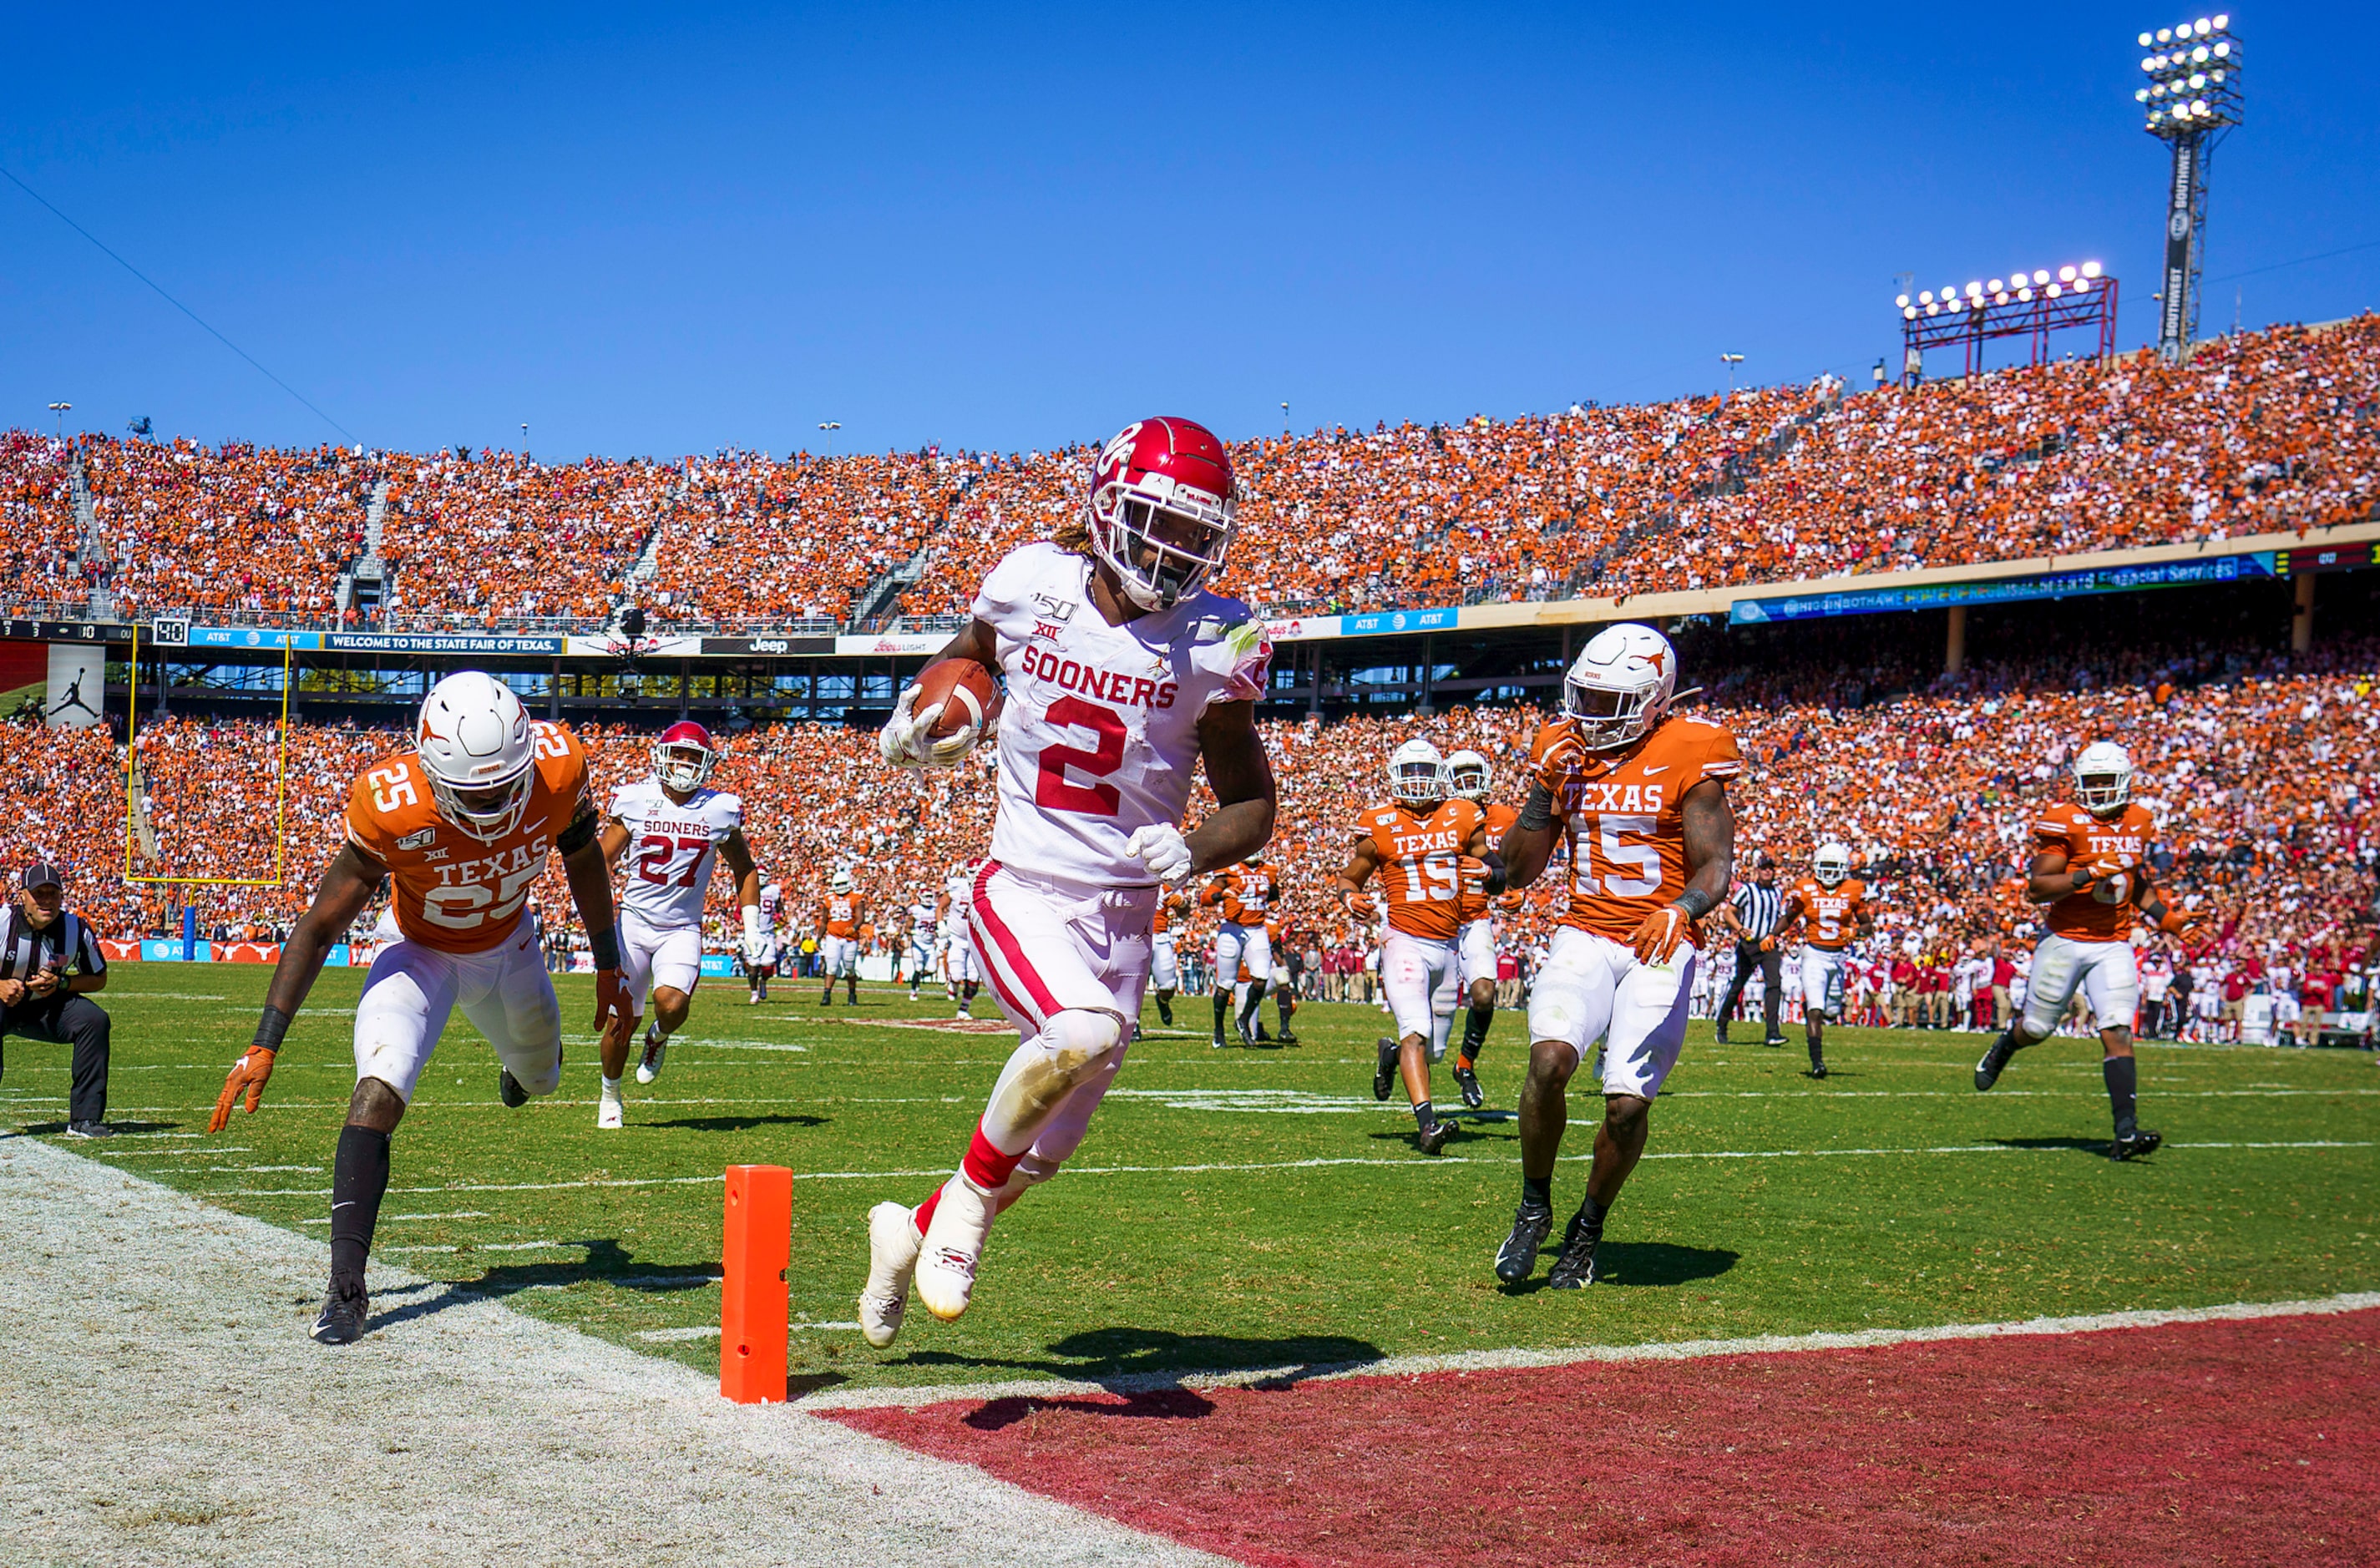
[1641,765,1670,775]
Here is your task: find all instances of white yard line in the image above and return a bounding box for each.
[0,1136,1237,1568]
[803,1289,2380,1413]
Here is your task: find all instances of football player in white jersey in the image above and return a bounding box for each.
[858,416,1277,1348]
[934,862,981,1019]
[904,893,936,1000]
[594,721,765,1128]
[746,923,778,1004]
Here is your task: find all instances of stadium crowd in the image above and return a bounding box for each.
[4,316,2372,633]
[5,626,2372,1042]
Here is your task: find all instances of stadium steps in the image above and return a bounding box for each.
[126,761,161,864]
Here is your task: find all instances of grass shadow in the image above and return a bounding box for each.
[1990,1136,2113,1153]
[20,1120,181,1137]
[647,1113,828,1132]
[878,1326,1386,1396]
[1500,1241,1741,1296]
[367,1237,720,1333]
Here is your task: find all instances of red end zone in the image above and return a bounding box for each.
[829,1307,2380,1567]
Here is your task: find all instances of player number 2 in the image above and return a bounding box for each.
[1033,696,1126,816]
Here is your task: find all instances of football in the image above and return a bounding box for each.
[909,658,998,740]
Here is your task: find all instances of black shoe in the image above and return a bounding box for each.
[1373,1039,1398,1101]
[1496,1203,1553,1283]
[1547,1215,1603,1289]
[1210,1030,1228,1050]
[311,1278,369,1345]
[1157,999,1174,1027]
[1452,1060,1484,1110]
[1764,1036,1790,1049]
[1975,1033,2018,1091]
[1276,1029,1299,1047]
[1416,1118,1456,1156]
[1807,1063,1829,1080]
[499,1068,529,1109]
[2110,1128,2163,1162]
[819,990,834,1006]
[1714,1027,1729,1044]
[64,1120,114,1139]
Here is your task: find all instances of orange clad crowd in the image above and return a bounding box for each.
[4,316,2372,634]
[6,630,2372,1001]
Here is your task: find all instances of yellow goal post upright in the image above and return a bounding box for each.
[121,618,295,889]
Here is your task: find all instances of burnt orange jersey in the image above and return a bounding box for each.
[822,894,862,938]
[347,721,593,954]
[1153,892,1188,937]
[1202,863,1279,926]
[2035,800,2156,940]
[1456,801,1518,923]
[1354,798,1485,941]
[1785,877,1867,950]
[1537,715,1741,945]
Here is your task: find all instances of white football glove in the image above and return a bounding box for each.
[877,685,980,771]
[1125,825,1195,887]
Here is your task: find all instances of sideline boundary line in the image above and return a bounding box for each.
[801,1289,2380,1411]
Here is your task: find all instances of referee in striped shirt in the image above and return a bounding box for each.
[0,862,114,1136]
[1716,855,1788,1047]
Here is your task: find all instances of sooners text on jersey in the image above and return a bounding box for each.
[610,777,743,929]
[1355,799,1483,942]
[1536,715,1742,946]
[1787,876,1866,950]
[348,721,591,954]
[975,542,1270,888]
[2037,800,2157,940]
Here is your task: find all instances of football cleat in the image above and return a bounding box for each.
[1156,997,1175,1027]
[311,1278,369,1345]
[1416,1118,1455,1156]
[2110,1128,2163,1162]
[1974,1033,2018,1091]
[1714,1026,1729,1044]
[1453,1060,1484,1110]
[499,1068,529,1109]
[597,1091,624,1130]
[636,1029,668,1085]
[1547,1218,1603,1289]
[1806,1063,1829,1080]
[1374,1039,1398,1101]
[63,1120,114,1139]
[955,1005,972,1021]
[1276,1029,1299,1047]
[1496,1203,1554,1284]
[914,1178,996,1323]
[858,1200,924,1348]
[1764,1036,1790,1049]
[1210,1029,1228,1050]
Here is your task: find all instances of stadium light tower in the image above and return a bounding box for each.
[47,400,71,440]
[1719,352,1744,394]
[2136,14,2241,362]
[818,419,841,458]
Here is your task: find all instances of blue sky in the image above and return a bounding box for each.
[3,3,2371,459]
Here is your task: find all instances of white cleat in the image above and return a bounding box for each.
[597,1093,624,1130]
[635,1030,667,1085]
[858,1201,924,1348]
[914,1178,996,1323]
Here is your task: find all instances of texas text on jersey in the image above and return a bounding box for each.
[1204,861,1279,926]
[2036,800,2157,940]
[1785,876,1867,949]
[1537,715,1743,945]
[1354,799,1484,942]
[978,542,1270,888]
[609,777,745,929]
[347,722,592,953]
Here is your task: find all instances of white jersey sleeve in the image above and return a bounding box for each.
[613,779,744,928]
[973,543,1273,888]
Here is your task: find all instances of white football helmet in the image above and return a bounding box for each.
[651,720,717,793]
[1388,739,1447,807]
[1445,749,1492,802]
[414,671,537,844]
[829,867,853,895]
[2074,741,2133,817]
[1562,623,1677,751]
[1813,842,1852,887]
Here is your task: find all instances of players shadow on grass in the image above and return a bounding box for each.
[1497,1242,1740,1297]
[1363,1115,1515,1150]
[1988,1136,2119,1154]
[644,1112,828,1133]
[365,1237,721,1333]
[887,1325,1388,1417]
[18,1119,180,1137]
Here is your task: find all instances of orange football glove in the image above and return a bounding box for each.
[1494,889,1524,913]
[1456,855,1488,890]
[208,1047,276,1134]
[1530,719,1585,794]
[594,968,632,1034]
[1758,935,1777,953]
[2155,903,2206,940]
[1345,891,1377,920]
[1631,903,1694,966]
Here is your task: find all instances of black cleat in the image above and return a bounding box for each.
[1416,1118,1456,1156]
[1276,1029,1299,1047]
[2110,1128,2163,1162]
[1974,1033,2018,1091]
[1156,998,1174,1027]
[1764,1036,1790,1049]
[1453,1060,1484,1110]
[1496,1203,1553,1283]
[64,1120,114,1139]
[1373,1039,1398,1101]
[1547,1217,1603,1289]
[1807,1063,1829,1080]
[1210,1029,1228,1050]
[1714,1026,1730,1044]
[498,1068,529,1109]
[311,1278,369,1344]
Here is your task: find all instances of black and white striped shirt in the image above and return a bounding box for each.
[1730,882,1786,943]
[0,904,109,988]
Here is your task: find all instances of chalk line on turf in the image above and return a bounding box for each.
[0,1135,1236,1568]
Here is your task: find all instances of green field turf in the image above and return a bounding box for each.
[6,965,2377,1395]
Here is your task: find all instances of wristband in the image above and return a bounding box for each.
[1517,782,1558,833]
[742,905,767,943]
[589,925,621,971]
[1675,888,1716,920]
[251,1004,291,1055]
[1478,852,1508,897]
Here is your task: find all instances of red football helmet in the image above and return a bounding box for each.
[1086,417,1237,610]
[651,720,717,793]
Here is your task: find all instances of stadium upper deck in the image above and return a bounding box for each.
[4,316,2372,639]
